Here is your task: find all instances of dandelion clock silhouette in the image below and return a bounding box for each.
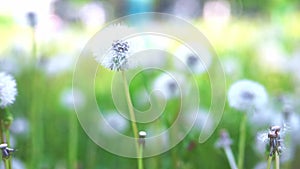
[73,13,226,158]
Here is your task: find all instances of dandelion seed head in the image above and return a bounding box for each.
[215,129,233,148]
[60,88,86,110]
[101,40,130,71]
[93,24,136,71]
[10,117,29,135]
[100,111,129,135]
[228,79,268,112]
[174,44,212,75]
[0,72,17,108]
[152,73,185,99]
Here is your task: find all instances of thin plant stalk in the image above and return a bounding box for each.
[68,112,78,169]
[138,145,144,169]
[238,113,247,169]
[29,25,44,168]
[275,152,280,169]
[0,119,7,169]
[267,155,272,169]
[121,71,140,165]
[5,129,11,169]
[224,146,238,169]
[121,71,138,139]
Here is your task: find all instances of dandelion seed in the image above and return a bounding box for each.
[228,79,268,112]
[0,72,17,108]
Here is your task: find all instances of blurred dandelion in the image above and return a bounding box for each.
[10,118,29,135]
[228,79,268,113]
[0,72,17,108]
[99,111,129,136]
[215,130,237,169]
[152,72,186,99]
[228,79,268,169]
[174,44,211,75]
[60,88,86,110]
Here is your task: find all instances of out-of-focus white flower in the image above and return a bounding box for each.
[257,40,289,73]
[174,44,211,75]
[79,2,106,30]
[60,88,86,110]
[203,0,231,26]
[43,54,75,76]
[289,48,300,81]
[145,126,169,150]
[10,117,29,135]
[0,72,17,108]
[99,111,129,135]
[228,80,268,112]
[0,158,25,169]
[215,129,233,148]
[221,57,241,78]
[152,72,186,99]
[249,107,277,129]
[171,0,201,20]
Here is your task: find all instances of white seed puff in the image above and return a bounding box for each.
[0,72,17,108]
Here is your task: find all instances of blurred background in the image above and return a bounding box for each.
[0,0,300,169]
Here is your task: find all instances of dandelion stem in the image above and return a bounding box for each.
[238,113,247,169]
[267,155,272,169]
[138,145,144,169]
[121,71,139,150]
[275,152,280,169]
[224,146,238,169]
[0,118,7,169]
[5,129,11,169]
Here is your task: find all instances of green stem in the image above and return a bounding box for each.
[121,72,139,139]
[275,152,280,169]
[224,146,238,169]
[121,71,140,167]
[5,130,11,169]
[138,144,144,169]
[267,155,272,169]
[238,114,247,169]
[0,119,6,169]
[68,112,78,169]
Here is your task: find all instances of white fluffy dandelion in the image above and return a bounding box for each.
[93,25,136,71]
[228,79,268,112]
[0,72,17,108]
[101,40,130,71]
